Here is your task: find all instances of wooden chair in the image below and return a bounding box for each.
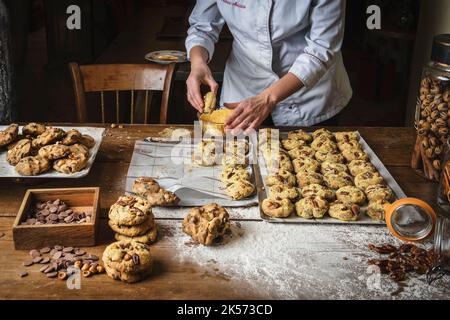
[69,62,175,124]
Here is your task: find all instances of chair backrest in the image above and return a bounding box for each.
[69,63,175,124]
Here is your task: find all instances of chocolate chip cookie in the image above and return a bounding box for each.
[323,172,354,190]
[145,189,180,206]
[0,124,19,147]
[265,169,296,187]
[59,129,82,146]
[132,177,161,195]
[337,140,362,152]
[182,203,231,245]
[335,186,366,205]
[312,128,334,140]
[296,172,324,188]
[300,183,336,201]
[342,148,369,162]
[367,200,390,221]
[115,225,158,245]
[288,146,315,159]
[365,184,394,202]
[79,134,96,148]
[287,129,313,143]
[295,196,329,219]
[109,195,153,226]
[281,138,306,151]
[53,152,88,174]
[22,123,46,137]
[329,201,360,221]
[320,161,348,175]
[268,184,299,201]
[354,171,384,190]
[38,144,70,160]
[7,139,32,165]
[292,157,320,173]
[347,160,376,177]
[261,198,294,218]
[109,216,155,237]
[226,179,255,200]
[314,151,345,163]
[220,166,251,184]
[32,127,65,148]
[311,136,338,153]
[334,131,359,143]
[15,156,50,176]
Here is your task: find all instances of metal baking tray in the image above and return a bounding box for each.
[0,126,105,178]
[254,131,406,225]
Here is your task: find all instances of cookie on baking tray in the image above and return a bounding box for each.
[69,143,90,157]
[79,134,96,148]
[311,136,338,153]
[145,189,180,206]
[335,186,366,205]
[334,131,359,143]
[182,203,231,245]
[224,139,249,155]
[365,184,394,202]
[320,161,348,175]
[60,129,82,145]
[132,177,161,195]
[323,172,354,190]
[22,122,46,137]
[281,138,306,151]
[295,196,328,219]
[220,166,251,184]
[32,127,66,148]
[367,200,391,221]
[300,183,336,201]
[38,144,70,160]
[265,169,296,187]
[264,149,293,173]
[102,240,153,283]
[347,160,377,177]
[53,152,88,174]
[287,129,312,143]
[0,124,19,147]
[342,148,369,162]
[314,150,345,163]
[312,128,334,140]
[15,155,50,176]
[288,146,315,159]
[261,198,294,218]
[269,184,299,201]
[226,179,255,200]
[192,140,220,167]
[108,195,153,226]
[354,171,384,190]
[329,201,360,221]
[337,140,362,152]
[296,172,324,188]
[7,139,32,165]
[292,157,320,174]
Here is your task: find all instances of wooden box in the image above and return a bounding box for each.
[13,188,100,250]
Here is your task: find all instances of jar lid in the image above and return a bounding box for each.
[385,198,437,242]
[431,34,450,66]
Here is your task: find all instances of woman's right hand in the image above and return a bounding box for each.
[186,61,218,113]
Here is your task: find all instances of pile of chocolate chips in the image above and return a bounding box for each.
[21,199,92,225]
[367,243,434,282]
[21,245,104,280]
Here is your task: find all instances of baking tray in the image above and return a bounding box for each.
[0,126,105,178]
[125,139,259,207]
[255,131,406,225]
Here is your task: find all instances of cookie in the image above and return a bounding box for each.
[268,184,299,201]
[115,225,158,245]
[108,216,154,237]
[300,183,335,201]
[69,143,90,157]
[53,152,88,174]
[323,172,354,190]
[314,151,345,163]
[311,136,338,153]
[102,240,153,278]
[334,131,359,143]
[132,177,161,195]
[261,198,294,218]
[192,140,221,167]
[367,200,390,221]
[0,124,19,147]
[22,123,46,137]
[109,195,153,226]
[288,146,315,159]
[226,179,255,200]
[145,189,180,206]
[104,263,152,283]
[312,128,334,140]
[348,160,377,177]
[365,184,394,202]
[329,201,360,221]
[337,140,362,152]
[182,203,230,245]
[320,161,348,175]
[32,127,65,148]
[295,196,328,219]
[79,134,95,148]
[281,138,306,151]
[222,152,249,167]
[335,186,366,205]
[224,139,249,155]
[59,129,82,146]
[287,129,312,143]
[296,172,324,188]
[342,148,369,162]
[354,171,384,190]
[292,157,320,173]
[7,139,32,165]
[220,166,250,184]
[264,150,293,173]
[15,156,50,176]
[265,169,296,187]
[38,144,70,160]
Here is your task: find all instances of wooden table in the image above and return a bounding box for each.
[0,125,448,300]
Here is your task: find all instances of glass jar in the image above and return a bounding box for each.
[415,34,450,181]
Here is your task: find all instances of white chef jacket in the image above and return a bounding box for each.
[185,0,352,126]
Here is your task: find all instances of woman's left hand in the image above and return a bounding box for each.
[224,94,277,134]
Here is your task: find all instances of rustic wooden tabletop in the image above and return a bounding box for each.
[0,124,448,300]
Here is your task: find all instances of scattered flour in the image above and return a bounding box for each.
[159,215,450,300]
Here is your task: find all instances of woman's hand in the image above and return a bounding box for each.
[224,93,277,134]
[186,61,218,113]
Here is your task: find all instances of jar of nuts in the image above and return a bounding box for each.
[412,34,450,181]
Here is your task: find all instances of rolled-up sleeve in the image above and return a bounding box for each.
[289,0,346,88]
[185,1,225,63]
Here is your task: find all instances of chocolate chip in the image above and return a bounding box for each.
[63,247,74,253]
[46,272,58,278]
[54,245,63,251]
[40,257,50,264]
[29,249,41,258]
[0,232,5,239]
[132,254,140,265]
[23,260,34,267]
[19,271,28,278]
[39,265,48,273]
[32,257,43,263]
[53,251,62,260]
[40,247,51,254]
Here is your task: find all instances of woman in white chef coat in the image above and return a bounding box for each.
[185,0,352,133]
